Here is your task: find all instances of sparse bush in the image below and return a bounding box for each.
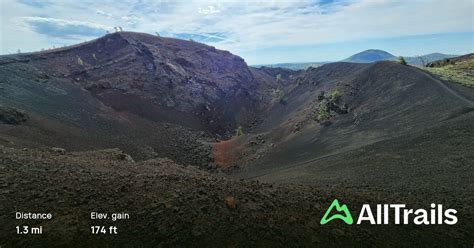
[330,89,341,101]
[441,58,454,66]
[398,56,407,65]
[276,74,282,83]
[235,126,244,136]
[77,56,84,66]
[315,104,330,121]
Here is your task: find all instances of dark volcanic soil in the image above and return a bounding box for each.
[1,146,472,247]
[232,62,474,187]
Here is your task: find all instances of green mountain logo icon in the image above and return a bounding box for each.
[320,199,353,225]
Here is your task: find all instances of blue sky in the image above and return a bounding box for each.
[0,0,473,64]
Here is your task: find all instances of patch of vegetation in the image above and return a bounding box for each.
[439,58,455,66]
[423,58,474,88]
[398,56,407,65]
[77,56,84,66]
[330,89,341,101]
[234,126,244,136]
[315,104,330,122]
[276,74,282,83]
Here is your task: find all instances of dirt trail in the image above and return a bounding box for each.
[410,66,474,106]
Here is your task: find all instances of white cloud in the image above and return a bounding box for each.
[1,0,473,58]
[198,5,221,15]
[96,10,113,19]
[19,16,111,39]
[121,15,141,26]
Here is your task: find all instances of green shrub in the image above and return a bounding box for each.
[330,89,341,101]
[77,56,84,66]
[316,104,330,121]
[276,74,282,83]
[398,56,407,65]
[235,126,243,136]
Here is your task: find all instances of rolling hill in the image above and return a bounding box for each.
[256,50,458,69]
[232,61,474,193]
[405,52,458,65]
[342,49,396,63]
[423,53,474,87]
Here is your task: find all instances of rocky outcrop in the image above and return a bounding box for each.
[22,32,260,135]
[0,107,28,125]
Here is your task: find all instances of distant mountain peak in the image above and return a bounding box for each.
[363,49,390,53]
[343,49,396,63]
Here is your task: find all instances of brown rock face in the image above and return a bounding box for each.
[27,32,260,135]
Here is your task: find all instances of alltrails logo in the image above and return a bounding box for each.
[320,199,353,225]
[320,199,458,225]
